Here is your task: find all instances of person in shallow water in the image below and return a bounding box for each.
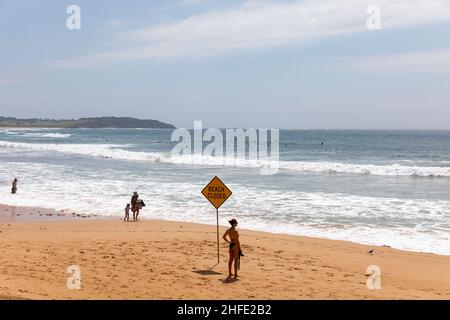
[222,218,244,279]
[131,192,139,221]
[11,178,18,194]
[124,203,131,222]
[136,199,145,221]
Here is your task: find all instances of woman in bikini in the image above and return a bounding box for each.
[223,218,241,279]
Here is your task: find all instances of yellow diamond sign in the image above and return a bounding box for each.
[201,176,232,209]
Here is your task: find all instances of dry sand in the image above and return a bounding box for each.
[1,205,450,300]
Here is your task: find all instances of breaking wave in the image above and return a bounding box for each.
[1,140,449,177]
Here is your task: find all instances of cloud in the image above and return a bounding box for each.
[341,48,450,73]
[49,0,450,68]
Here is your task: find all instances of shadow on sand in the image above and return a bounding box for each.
[193,269,222,276]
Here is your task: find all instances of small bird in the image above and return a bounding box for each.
[368,249,374,255]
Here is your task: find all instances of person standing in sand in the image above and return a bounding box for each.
[124,203,131,222]
[11,178,18,194]
[223,218,242,279]
[136,199,145,221]
[131,192,139,222]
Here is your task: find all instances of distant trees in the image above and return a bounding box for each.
[0,116,175,129]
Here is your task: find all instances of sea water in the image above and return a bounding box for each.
[0,128,449,255]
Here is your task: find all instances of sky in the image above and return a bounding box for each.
[1,0,450,129]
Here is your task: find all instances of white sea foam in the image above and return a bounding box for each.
[0,141,163,161]
[0,160,449,255]
[2,130,72,138]
[23,133,72,138]
[1,128,57,132]
[1,140,449,177]
[4,131,22,135]
[280,161,450,177]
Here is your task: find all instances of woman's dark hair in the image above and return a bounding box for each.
[229,219,238,226]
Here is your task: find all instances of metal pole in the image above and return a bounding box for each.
[216,208,220,264]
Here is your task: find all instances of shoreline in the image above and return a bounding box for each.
[0,204,107,223]
[1,205,450,299]
[1,203,448,258]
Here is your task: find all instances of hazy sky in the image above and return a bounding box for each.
[1,0,450,129]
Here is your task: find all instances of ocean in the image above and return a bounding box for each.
[0,128,449,255]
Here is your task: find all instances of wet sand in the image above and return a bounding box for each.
[1,205,450,299]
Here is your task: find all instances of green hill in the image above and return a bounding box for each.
[0,116,176,129]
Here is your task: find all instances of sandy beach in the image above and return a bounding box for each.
[0,204,450,300]
[2,0,450,304]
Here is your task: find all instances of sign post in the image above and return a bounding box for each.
[216,208,219,264]
[201,176,232,265]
